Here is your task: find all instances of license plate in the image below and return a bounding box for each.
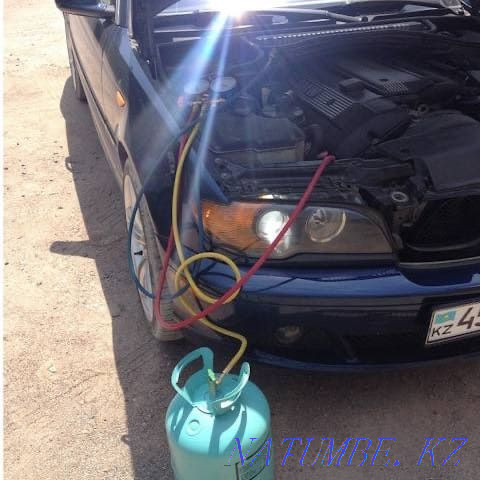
[426,300,480,345]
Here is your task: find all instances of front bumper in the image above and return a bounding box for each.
[174,260,480,370]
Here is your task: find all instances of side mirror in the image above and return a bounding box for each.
[55,0,115,18]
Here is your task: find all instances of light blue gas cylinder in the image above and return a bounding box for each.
[165,348,274,480]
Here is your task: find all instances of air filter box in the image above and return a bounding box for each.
[208,112,305,167]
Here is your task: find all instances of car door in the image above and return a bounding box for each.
[67,1,123,179]
[67,1,116,109]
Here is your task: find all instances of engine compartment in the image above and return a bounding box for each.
[164,20,480,263]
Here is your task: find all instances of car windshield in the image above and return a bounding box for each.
[164,0,335,13]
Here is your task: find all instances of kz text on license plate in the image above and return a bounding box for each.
[426,301,480,345]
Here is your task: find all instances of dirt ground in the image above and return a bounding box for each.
[3,1,480,479]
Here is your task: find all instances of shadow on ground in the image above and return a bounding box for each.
[51,77,480,480]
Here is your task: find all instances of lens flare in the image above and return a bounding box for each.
[210,0,279,15]
[165,13,231,97]
[180,16,234,239]
[137,12,231,182]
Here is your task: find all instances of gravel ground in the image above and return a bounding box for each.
[4,1,480,479]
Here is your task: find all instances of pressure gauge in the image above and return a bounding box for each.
[183,79,210,96]
[210,76,238,96]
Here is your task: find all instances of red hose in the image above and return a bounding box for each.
[153,229,175,323]
[155,154,335,331]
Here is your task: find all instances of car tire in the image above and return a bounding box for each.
[64,18,86,102]
[123,158,182,341]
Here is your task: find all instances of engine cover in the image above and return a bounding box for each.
[289,67,411,157]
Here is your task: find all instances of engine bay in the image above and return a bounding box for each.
[161,19,480,263]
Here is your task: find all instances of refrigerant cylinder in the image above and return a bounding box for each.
[165,348,274,480]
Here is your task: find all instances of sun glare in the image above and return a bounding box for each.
[210,0,279,16]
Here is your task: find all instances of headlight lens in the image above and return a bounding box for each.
[201,201,392,259]
[306,207,346,243]
[256,210,289,243]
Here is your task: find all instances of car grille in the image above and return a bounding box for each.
[402,195,480,262]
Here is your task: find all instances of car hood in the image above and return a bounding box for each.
[150,0,464,15]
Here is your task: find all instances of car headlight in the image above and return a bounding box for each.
[201,201,392,259]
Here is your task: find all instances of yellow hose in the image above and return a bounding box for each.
[171,121,248,382]
[172,124,241,304]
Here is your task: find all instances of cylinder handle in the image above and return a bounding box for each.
[171,347,214,407]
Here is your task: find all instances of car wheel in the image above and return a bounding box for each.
[123,158,182,341]
[65,19,86,102]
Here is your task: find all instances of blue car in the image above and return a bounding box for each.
[56,0,480,370]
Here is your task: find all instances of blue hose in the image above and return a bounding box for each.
[127,120,200,299]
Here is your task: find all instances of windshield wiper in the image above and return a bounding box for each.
[249,7,364,23]
[158,7,364,24]
[248,0,463,22]
[335,0,463,13]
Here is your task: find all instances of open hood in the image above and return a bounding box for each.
[149,0,466,15]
